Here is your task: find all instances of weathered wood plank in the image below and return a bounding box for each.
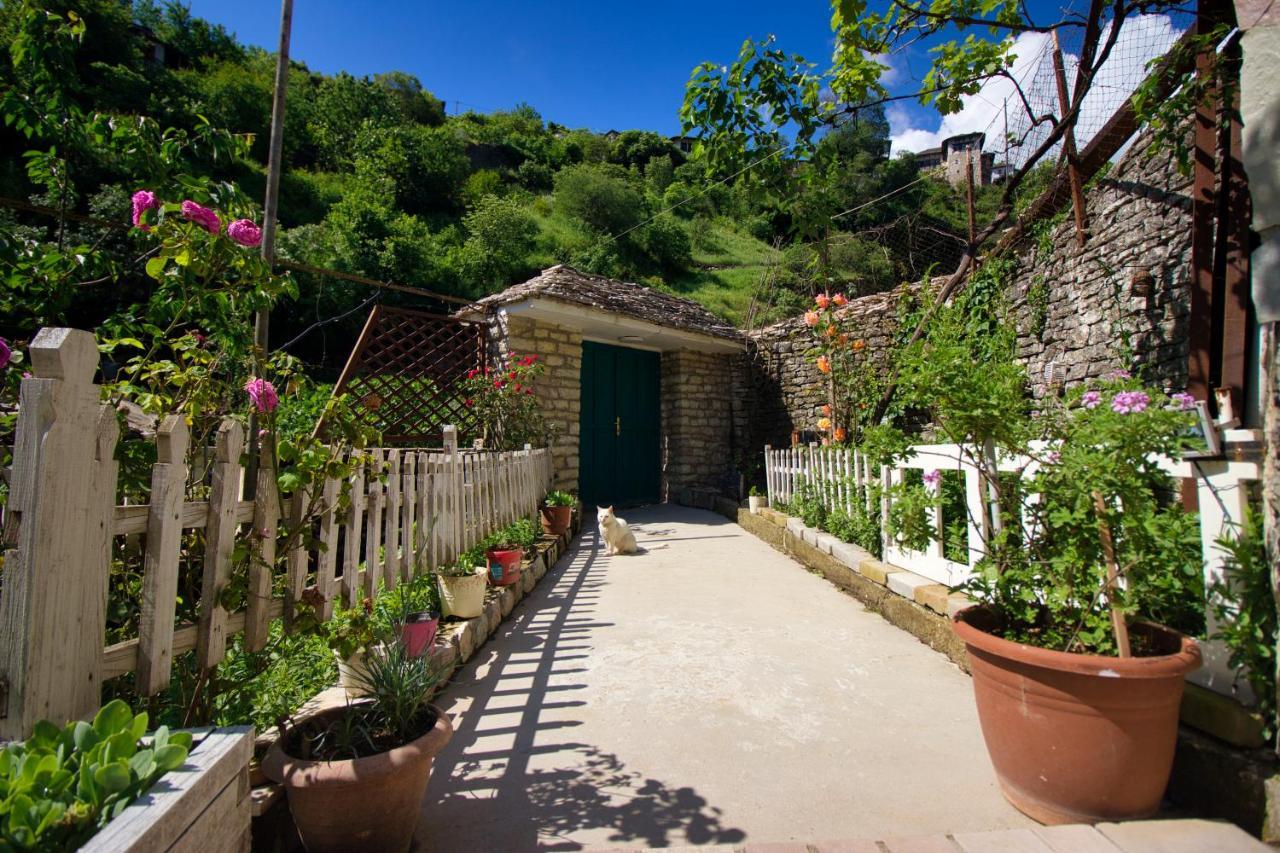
[102,599,285,679]
[316,475,340,620]
[283,488,310,627]
[364,463,384,601]
[383,449,401,589]
[0,328,111,738]
[342,456,365,607]
[136,417,190,695]
[196,419,245,670]
[114,500,255,537]
[81,727,253,853]
[244,438,278,653]
[402,451,417,580]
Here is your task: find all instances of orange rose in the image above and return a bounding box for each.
[832,293,848,307]
[815,293,831,309]
[804,311,820,327]
[834,426,848,442]
[825,324,837,338]
[817,355,831,374]
[851,339,866,352]
[821,404,832,417]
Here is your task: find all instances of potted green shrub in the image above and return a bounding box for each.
[264,640,453,853]
[436,561,487,618]
[540,489,576,535]
[748,485,768,514]
[0,700,194,849]
[950,378,1206,824]
[327,599,382,696]
[379,572,441,658]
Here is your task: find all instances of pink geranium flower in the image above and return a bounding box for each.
[1111,390,1150,415]
[803,311,820,327]
[227,219,262,247]
[922,469,941,489]
[131,190,158,230]
[244,377,278,412]
[181,200,221,235]
[1169,392,1195,411]
[1081,391,1102,409]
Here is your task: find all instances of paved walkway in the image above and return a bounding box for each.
[415,504,1035,851]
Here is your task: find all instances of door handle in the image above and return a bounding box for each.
[615,416,621,437]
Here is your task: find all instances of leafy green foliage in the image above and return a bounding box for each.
[0,700,192,850]
[542,490,576,508]
[1209,509,1276,738]
[458,354,548,451]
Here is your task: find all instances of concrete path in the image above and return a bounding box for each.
[416,504,1033,851]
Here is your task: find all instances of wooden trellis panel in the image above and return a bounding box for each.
[332,305,487,445]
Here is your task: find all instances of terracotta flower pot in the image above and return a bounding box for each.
[264,704,453,853]
[540,505,572,536]
[399,611,439,658]
[438,572,485,618]
[486,547,523,585]
[953,605,1201,825]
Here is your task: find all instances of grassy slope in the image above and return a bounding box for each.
[526,205,781,328]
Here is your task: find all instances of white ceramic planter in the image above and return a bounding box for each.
[438,571,486,618]
[749,495,768,514]
[334,649,375,697]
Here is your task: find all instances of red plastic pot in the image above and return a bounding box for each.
[953,605,1201,824]
[400,611,439,658]
[486,547,523,586]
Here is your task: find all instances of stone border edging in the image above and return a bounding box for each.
[733,505,973,670]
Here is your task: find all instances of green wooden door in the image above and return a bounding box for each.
[579,341,660,507]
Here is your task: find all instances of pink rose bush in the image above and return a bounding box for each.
[181,200,221,235]
[244,377,279,413]
[227,219,262,247]
[131,190,158,229]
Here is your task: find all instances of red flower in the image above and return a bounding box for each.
[524,389,534,395]
[514,382,522,391]
[467,369,477,378]
[484,366,491,374]
[494,379,504,389]
[464,398,473,406]
[508,371,517,380]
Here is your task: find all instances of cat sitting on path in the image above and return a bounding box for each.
[596,505,638,555]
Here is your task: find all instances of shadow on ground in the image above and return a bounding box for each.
[417,506,746,851]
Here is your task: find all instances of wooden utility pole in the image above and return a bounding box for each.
[1051,30,1088,246]
[247,0,294,498]
[965,157,976,245]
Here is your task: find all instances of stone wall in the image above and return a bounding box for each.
[493,314,583,491]
[742,128,1194,442]
[1007,137,1193,397]
[660,349,736,499]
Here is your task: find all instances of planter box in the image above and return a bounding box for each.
[83,726,253,853]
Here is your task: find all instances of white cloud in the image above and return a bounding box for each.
[887,14,1183,163]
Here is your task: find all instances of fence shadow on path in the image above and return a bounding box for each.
[417,514,746,852]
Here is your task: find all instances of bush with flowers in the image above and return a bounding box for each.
[801,289,879,444]
[458,353,549,451]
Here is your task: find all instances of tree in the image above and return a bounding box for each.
[553,163,648,235]
[607,130,680,169]
[459,195,537,292]
[309,72,399,170]
[374,71,446,127]
[352,125,469,216]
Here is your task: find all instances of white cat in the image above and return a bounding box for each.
[596,505,638,555]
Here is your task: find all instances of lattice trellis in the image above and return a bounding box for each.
[331,305,487,445]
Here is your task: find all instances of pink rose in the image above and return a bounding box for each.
[181,200,221,235]
[0,338,10,370]
[815,294,830,309]
[803,311,820,327]
[244,377,278,413]
[131,190,158,230]
[227,219,262,247]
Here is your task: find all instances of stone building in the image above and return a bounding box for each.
[463,265,744,506]
[912,132,994,187]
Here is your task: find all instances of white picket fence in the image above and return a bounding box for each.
[764,432,1263,702]
[0,328,553,739]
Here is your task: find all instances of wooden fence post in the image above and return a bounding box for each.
[197,419,244,670]
[136,416,189,694]
[0,328,112,737]
[245,434,278,653]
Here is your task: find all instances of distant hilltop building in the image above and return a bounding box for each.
[912,132,995,187]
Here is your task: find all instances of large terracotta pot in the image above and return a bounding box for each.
[485,547,523,586]
[953,605,1200,825]
[264,704,453,852]
[540,505,572,536]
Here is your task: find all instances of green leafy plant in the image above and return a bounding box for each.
[459,355,548,451]
[0,700,192,850]
[542,490,576,508]
[377,572,439,623]
[1209,509,1276,740]
[747,485,764,498]
[325,599,381,662]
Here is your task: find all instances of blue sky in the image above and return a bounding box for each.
[184,1,1183,155]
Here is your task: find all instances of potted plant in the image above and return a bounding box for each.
[436,561,487,618]
[0,700,196,850]
[327,599,382,696]
[264,640,453,853]
[484,539,524,586]
[540,489,575,535]
[379,572,440,658]
[950,378,1206,824]
[748,485,768,514]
